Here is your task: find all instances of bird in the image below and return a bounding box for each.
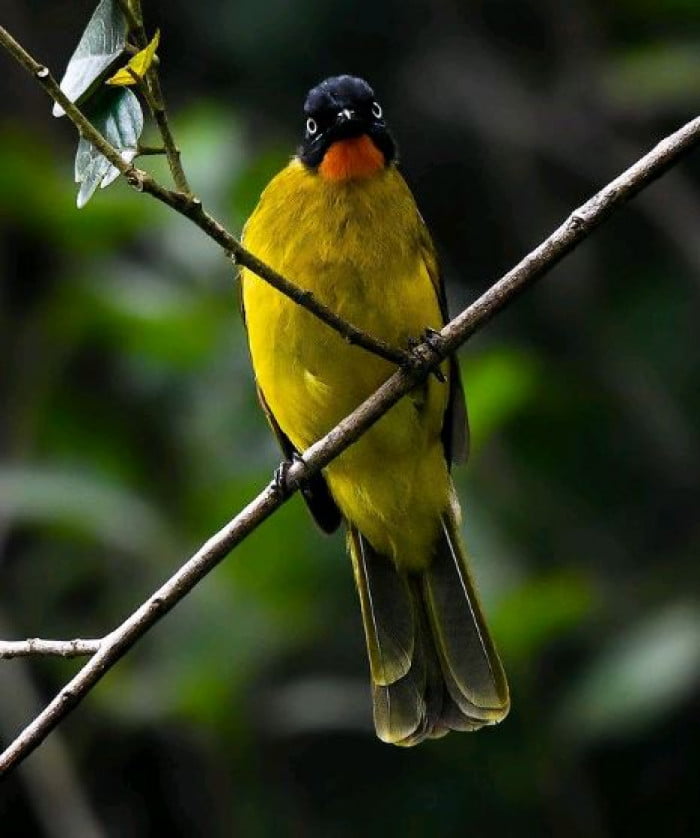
[240,75,509,745]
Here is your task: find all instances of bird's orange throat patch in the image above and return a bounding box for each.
[318,135,385,181]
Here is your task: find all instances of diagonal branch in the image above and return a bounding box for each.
[1,107,699,775]
[0,24,408,367]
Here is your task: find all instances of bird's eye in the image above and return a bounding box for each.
[306,117,318,135]
[371,101,383,119]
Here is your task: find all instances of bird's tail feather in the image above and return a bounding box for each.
[348,511,509,746]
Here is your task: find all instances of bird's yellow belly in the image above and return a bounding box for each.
[241,166,452,566]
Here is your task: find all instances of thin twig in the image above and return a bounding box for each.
[116,0,141,38]
[0,613,107,838]
[121,0,191,194]
[144,75,190,194]
[0,639,102,660]
[1,101,699,773]
[137,144,169,157]
[0,24,407,367]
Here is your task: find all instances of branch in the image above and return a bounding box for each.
[0,24,407,367]
[0,612,107,838]
[115,0,142,38]
[119,0,190,193]
[136,143,169,157]
[1,107,699,775]
[0,638,101,660]
[144,72,190,194]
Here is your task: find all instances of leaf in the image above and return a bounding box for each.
[75,87,144,208]
[53,0,128,117]
[107,29,160,86]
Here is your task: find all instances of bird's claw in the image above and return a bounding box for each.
[272,452,305,498]
[406,328,446,382]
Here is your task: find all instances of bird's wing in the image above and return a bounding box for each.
[239,256,341,533]
[256,384,342,534]
[238,240,341,532]
[418,219,469,466]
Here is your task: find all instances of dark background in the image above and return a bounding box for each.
[1,1,699,836]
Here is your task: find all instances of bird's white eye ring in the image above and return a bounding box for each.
[371,101,383,119]
[306,117,318,135]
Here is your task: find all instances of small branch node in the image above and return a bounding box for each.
[151,596,165,610]
[35,66,49,78]
[126,168,146,191]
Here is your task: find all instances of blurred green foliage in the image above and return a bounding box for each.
[1,1,699,836]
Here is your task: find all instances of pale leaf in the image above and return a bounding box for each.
[53,0,127,117]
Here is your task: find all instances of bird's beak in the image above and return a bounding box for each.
[331,108,366,141]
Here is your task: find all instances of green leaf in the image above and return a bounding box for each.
[558,603,700,743]
[53,0,128,117]
[75,87,144,208]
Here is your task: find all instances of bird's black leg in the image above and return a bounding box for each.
[406,328,446,382]
[272,452,305,498]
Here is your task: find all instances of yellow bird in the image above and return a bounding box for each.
[240,75,509,745]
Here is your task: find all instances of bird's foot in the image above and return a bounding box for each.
[272,452,305,498]
[406,328,446,382]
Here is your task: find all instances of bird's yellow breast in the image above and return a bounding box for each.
[241,160,451,564]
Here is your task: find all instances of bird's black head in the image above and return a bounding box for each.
[298,75,396,178]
